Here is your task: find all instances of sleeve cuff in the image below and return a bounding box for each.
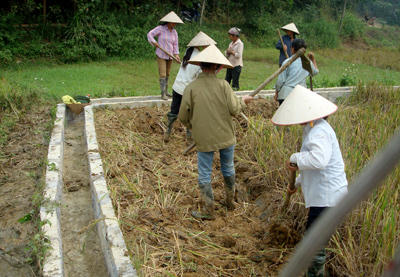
[290,153,298,164]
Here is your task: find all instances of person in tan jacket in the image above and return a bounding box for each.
[179,44,253,219]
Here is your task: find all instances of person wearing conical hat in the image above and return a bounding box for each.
[225,27,243,91]
[163,31,217,143]
[147,11,184,100]
[275,39,318,106]
[276,23,299,67]
[272,85,348,276]
[179,44,254,220]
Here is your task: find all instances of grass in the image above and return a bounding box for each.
[1,47,400,103]
[324,83,400,275]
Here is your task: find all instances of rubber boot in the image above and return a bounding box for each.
[223,175,236,210]
[306,249,326,277]
[163,113,177,142]
[159,78,168,100]
[165,76,173,97]
[192,182,214,220]
[186,128,194,144]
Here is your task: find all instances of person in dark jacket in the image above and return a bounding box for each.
[276,23,300,67]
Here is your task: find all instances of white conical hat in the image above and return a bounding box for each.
[187,31,217,47]
[271,85,338,126]
[159,11,184,24]
[188,44,233,68]
[281,23,300,35]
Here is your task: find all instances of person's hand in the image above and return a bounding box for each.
[242,95,254,104]
[307,52,315,61]
[283,45,287,52]
[152,42,160,48]
[286,160,298,172]
[287,184,297,194]
[174,54,181,63]
[274,90,278,102]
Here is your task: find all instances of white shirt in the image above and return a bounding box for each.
[172,48,202,95]
[290,119,348,208]
[225,39,244,67]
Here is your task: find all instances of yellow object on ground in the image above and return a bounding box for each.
[62,95,81,104]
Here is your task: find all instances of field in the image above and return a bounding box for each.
[1,46,400,275]
[93,99,297,276]
[92,83,400,276]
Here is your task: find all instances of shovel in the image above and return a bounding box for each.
[152,42,181,64]
[281,163,297,211]
[300,53,314,91]
[183,47,307,155]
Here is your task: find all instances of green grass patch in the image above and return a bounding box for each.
[1,47,400,103]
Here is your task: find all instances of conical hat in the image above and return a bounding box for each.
[187,31,217,47]
[188,44,233,68]
[281,23,300,35]
[159,11,184,24]
[271,85,338,126]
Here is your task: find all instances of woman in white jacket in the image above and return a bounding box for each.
[164,32,216,142]
[272,84,348,276]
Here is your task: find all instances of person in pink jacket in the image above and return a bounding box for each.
[147,11,183,100]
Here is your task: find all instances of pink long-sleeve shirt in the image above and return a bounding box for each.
[147,25,179,60]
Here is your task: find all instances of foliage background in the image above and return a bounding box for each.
[0,0,399,66]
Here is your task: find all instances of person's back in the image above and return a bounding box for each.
[299,119,348,208]
[182,72,244,152]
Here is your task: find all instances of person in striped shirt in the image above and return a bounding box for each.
[147,11,183,100]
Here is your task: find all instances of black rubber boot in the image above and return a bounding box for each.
[223,175,236,210]
[165,76,173,97]
[159,78,168,100]
[192,182,214,220]
[163,113,177,142]
[306,249,326,277]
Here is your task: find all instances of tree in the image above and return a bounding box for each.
[338,0,348,33]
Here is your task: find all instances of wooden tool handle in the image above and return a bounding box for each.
[182,49,307,155]
[282,163,297,211]
[249,47,306,97]
[277,28,289,59]
[153,43,181,64]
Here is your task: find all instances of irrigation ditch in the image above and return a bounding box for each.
[41,87,353,276]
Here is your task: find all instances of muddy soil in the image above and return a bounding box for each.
[94,98,308,276]
[61,116,108,276]
[0,108,53,276]
[0,108,108,276]
[0,98,308,276]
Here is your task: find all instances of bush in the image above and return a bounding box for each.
[340,11,366,39]
[302,18,340,49]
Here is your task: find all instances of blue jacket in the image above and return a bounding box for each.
[276,35,295,65]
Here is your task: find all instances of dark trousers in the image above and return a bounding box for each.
[170,90,183,115]
[225,65,242,90]
[306,207,327,277]
[306,207,327,230]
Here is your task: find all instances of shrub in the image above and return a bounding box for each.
[340,11,366,39]
[302,18,340,49]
